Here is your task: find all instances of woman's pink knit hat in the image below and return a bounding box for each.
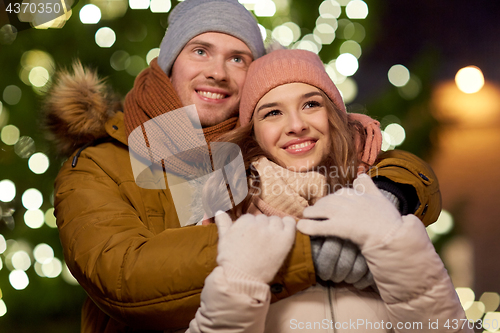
[239,49,382,166]
[239,49,346,126]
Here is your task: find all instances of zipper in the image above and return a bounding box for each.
[328,281,336,333]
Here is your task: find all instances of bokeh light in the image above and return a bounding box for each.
[319,0,341,18]
[455,66,484,94]
[129,0,150,10]
[326,60,347,84]
[62,263,79,285]
[428,210,454,235]
[272,25,294,46]
[345,0,368,19]
[42,257,63,278]
[381,130,393,151]
[146,48,160,65]
[339,40,362,58]
[21,188,43,210]
[44,208,57,228]
[314,23,336,45]
[11,251,31,271]
[258,24,267,41]
[0,300,6,317]
[29,67,50,87]
[465,301,485,321]
[398,76,421,100]
[384,123,406,146]
[1,124,20,145]
[456,287,475,310]
[24,209,45,229]
[19,50,55,88]
[34,244,54,264]
[150,0,170,12]
[336,77,357,104]
[335,53,358,76]
[479,292,500,312]
[0,235,6,254]
[254,0,276,17]
[95,27,116,48]
[0,24,17,45]
[125,55,147,76]
[388,64,410,87]
[92,0,128,20]
[483,312,500,332]
[28,152,50,174]
[2,85,22,105]
[110,50,131,71]
[79,4,102,24]
[0,180,16,202]
[9,270,29,290]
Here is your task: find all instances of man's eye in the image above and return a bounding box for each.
[233,56,243,63]
[195,49,206,56]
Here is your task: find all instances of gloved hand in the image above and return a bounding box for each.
[297,174,403,251]
[215,212,296,284]
[310,236,374,289]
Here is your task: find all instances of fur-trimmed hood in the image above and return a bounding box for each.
[43,61,122,157]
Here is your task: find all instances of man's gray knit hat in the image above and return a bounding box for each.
[157,0,266,75]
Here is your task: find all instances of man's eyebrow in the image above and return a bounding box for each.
[185,40,213,49]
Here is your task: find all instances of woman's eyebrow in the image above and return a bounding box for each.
[256,102,279,113]
[303,91,322,98]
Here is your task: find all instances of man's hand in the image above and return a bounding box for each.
[298,174,403,251]
[215,212,296,284]
[310,236,374,289]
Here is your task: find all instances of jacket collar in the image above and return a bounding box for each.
[105,111,128,146]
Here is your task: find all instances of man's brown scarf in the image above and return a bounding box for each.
[124,58,237,177]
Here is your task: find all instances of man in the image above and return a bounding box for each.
[44,0,441,332]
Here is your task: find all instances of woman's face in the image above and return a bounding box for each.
[253,83,330,171]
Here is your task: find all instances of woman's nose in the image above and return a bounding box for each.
[286,112,308,134]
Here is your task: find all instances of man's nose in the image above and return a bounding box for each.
[204,58,228,82]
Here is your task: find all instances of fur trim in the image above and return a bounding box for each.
[43,60,121,157]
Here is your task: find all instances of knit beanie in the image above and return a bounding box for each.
[157,0,266,75]
[239,49,346,126]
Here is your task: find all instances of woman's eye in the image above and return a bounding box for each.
[263,110,281,118]
[304,101,321,108]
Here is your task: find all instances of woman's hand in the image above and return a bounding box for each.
[215,212,297,284]
[297,174,403,251]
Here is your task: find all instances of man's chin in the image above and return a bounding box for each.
[198,110,239,128]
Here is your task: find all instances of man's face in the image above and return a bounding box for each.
[170,32,254,127]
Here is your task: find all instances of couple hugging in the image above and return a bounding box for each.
[44,0,469,332]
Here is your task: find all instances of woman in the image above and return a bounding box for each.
[184,49,470,333]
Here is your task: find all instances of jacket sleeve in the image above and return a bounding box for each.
[364,215,471,333]
[185,266,270,333]
[54,146,315,330]
[369,149,442,226]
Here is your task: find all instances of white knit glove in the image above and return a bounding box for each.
[215,212,296,284]
[297,174,403,251]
